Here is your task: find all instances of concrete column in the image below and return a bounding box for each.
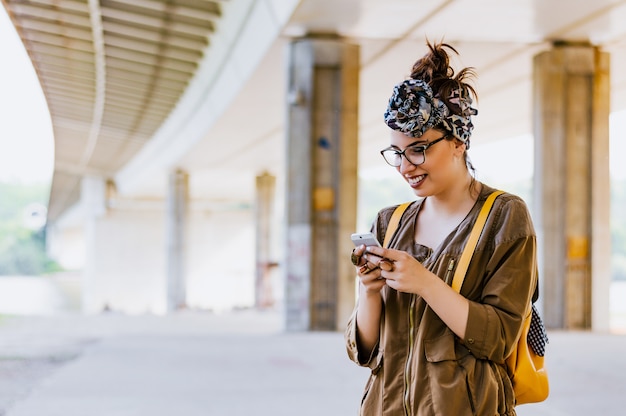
[284,36,359,331]
[77,178,168,314]
[81,176,107,313]
[255,171,276,308]
[533,43,611,330]
[166,169,189,312]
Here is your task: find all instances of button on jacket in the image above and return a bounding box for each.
[346,184,538,416]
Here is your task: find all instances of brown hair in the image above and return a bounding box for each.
[410,42,478,118]
[411,41,479,191]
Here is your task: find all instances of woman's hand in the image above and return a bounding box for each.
[363,245,428,295]
[364,245,470,339]
[351,244,385,356]
[352,244,386,293]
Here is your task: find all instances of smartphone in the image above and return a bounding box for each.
[351,232,382,248]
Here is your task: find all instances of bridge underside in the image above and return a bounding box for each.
[2,0,624,330]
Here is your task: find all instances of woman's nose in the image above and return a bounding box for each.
[398,155,415,174]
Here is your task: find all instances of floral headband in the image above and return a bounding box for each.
[383,78,477,147]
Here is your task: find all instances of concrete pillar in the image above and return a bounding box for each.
[255,172,276,308]
[533,43,611,330]
[77,178,168,314]
[81,176,107,313]
[284,36,359,331]
[166,169,189,312]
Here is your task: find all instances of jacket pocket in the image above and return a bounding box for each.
[424,331,475,416]
[424,330,470,362]
[424,331,456,362]
[360,371,382,413]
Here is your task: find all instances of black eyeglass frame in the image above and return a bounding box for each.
[380,134,449,167]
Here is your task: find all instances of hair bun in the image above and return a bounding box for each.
[384,40,478,145]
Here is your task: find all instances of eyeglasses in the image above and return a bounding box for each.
[380,135,448,167]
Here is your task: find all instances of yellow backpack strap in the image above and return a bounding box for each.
[382,202,412,248]
[451,190,505,293]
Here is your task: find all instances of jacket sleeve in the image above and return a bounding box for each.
[461,196,539,363]
[344,206,397,370]
[345,305,385,371]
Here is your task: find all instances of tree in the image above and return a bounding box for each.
[0,182,61,275]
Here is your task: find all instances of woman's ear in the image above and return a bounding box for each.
[453,139,466,157]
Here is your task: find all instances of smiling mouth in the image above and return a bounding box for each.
[407,174,426,187]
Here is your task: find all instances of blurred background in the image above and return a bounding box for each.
[1,0,625,328]
[1,1,626,415]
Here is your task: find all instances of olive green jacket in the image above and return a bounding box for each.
[346,185,538,416]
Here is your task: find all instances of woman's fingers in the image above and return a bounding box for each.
[365,245,389,260]
[378,259,395,272]
[362,249,395,272]
[351,244,368,266]
[351,250,361,266]
[359,261,380,274]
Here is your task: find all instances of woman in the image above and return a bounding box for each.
[346,42,539,415]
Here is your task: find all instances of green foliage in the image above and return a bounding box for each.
[0,183,49,221]
[0,182,61,275]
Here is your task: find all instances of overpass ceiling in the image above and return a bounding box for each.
[2,0,224,220]
[3,0,626,218]
[178,0,626,205]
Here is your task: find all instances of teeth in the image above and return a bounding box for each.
[407,174,425,185]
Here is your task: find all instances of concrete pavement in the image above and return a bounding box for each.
[1,309,625,416]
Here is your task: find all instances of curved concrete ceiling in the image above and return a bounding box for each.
[3,0,626,221]
[2,0,224,220]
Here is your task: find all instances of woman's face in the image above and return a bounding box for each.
[388,128,466,198]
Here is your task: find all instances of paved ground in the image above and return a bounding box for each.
[0,309,625,416]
